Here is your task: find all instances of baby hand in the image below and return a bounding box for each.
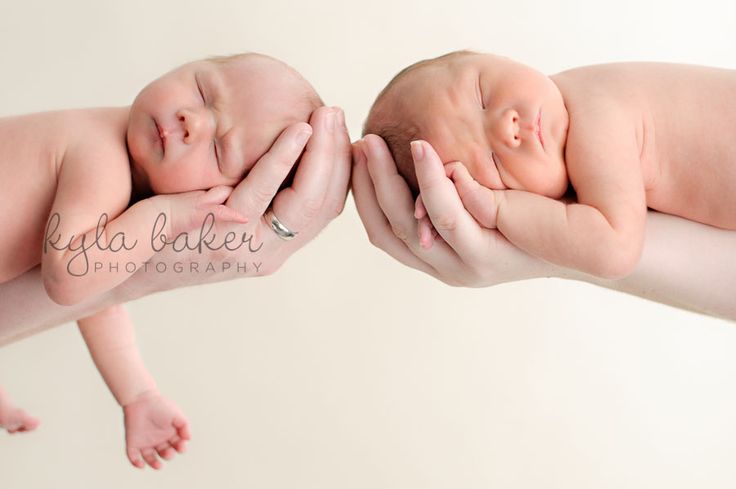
[414,194,442,249]
[155,185,249,238]
[123,391,191,470]
[444,162,501,229]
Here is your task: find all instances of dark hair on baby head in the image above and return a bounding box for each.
[362,50,477,194]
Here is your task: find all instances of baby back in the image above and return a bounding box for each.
[556,63,736,230]
[0,112,70,282]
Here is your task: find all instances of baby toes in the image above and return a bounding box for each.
[2,409,39,434]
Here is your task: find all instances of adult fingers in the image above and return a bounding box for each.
[315,108,352,226]
[362,135,468,280]
[351,142,438,275]
[270,107,352,253]
[271,106,340,233]
[227,122,313,219]
[411,140,493,263]
[351,138,452,279]
[362,135,422,249]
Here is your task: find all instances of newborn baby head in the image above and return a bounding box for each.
[127,53,322,195]
[364,50,569,198]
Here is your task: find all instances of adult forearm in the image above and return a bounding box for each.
[566,211,736,321]
[0,249,253,347]
[0,108,350,346]
[0,265,141,346]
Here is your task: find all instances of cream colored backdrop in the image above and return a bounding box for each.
[1,0,735,487]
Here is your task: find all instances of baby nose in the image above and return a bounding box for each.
[494,109,521,149]
[177,108,214,144]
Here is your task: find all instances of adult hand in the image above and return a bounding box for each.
[120,105,351,298]
[351,135,560,287]
[0,106,350,344]
[351,134,736,321]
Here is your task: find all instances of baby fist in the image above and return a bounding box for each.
[162,185,248,237]
[445,162,500,229]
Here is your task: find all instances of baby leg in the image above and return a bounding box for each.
[0,385,40,434]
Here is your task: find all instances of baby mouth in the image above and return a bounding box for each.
[535,109,545,150]
[154,118,166,155]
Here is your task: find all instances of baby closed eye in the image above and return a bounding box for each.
[213,140,221,171]
[477,76,486,110]
[195,75,207,104]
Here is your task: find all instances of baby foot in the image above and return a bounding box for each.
[0,388,40,434]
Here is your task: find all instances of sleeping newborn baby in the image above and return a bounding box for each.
[364,50,736,279]
[0,53,322,469]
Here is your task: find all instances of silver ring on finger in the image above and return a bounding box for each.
[266,208,298,240]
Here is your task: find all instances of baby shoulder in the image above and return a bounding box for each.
[58,112,132,213]
[565,103,645,197]
[568,102,639,154]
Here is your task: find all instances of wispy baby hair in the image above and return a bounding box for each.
[362,50,477,193]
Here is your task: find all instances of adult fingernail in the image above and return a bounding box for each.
[410,140,424,160]
[353,142,366,166]
[325,109,336,133]
[296,129,311,147]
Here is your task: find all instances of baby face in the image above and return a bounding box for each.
[127,55,318,194]
[394,53,569,197]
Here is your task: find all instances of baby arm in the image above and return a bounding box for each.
[77,304,190,469]
[42,147,246,306]
[446,129,646,278]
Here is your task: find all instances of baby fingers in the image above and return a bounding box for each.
[199,185,234,205]
[196,186,247,223]
[205,204,249,224]
[417,215,434,249]
[141,448,162,470]
[414,194,428,219]
[155,442,176,461]
[169,434,187,453]
[173,416,191,440]
[127,447,146,469]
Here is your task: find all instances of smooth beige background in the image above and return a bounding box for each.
[1,0,735,487]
